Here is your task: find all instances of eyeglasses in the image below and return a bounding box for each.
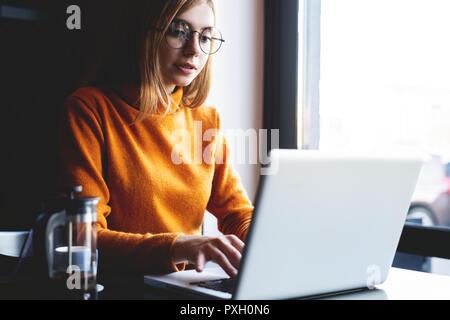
[157,19,225,55]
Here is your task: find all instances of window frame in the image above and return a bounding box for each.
[263,0,299,150]
[264,0,450,260]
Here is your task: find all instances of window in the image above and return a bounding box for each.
[298,0,450,275]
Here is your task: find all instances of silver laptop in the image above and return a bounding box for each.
[144,150,424,300]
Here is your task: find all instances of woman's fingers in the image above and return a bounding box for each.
[206,247,238,278]
[226,235,245,254]
[192,235,245,277]
[196,252,206,273]
[214,238,242,269]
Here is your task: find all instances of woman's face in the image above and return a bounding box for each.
[158,2,215,93]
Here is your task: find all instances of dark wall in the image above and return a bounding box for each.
[0,0,119,229]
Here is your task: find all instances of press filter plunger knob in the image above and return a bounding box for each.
[67,186,83,199]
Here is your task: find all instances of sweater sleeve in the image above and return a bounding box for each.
[58,96,185,274]
[206,111,254,242]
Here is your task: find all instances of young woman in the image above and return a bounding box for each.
[58,0,254,278]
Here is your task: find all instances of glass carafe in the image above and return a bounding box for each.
[46,186,99,299]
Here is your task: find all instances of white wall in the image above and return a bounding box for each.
[204,0,264,235]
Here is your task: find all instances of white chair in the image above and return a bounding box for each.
[0,232,30,257]
[0,231,32,284]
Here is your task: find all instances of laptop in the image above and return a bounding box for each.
[144,150,424,299]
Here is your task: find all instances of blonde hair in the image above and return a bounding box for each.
[138,0,215,121]
[84,0,215,122]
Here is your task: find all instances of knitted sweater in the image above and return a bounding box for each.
[58,86,254,274]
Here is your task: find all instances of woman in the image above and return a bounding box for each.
[58,0,254,278]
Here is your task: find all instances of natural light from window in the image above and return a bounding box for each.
[303,0,450,275]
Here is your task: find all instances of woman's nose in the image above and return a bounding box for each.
[183,32,202,56]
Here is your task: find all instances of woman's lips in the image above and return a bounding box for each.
[175,65,197,75]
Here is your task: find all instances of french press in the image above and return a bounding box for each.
[34,186,99,299]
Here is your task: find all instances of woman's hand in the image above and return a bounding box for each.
[171,235,245,278]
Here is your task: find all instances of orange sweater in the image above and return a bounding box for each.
[58,86,254,274]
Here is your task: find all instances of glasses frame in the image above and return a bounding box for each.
[155,19,225,55]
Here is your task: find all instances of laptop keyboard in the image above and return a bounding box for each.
[191,278,236,294]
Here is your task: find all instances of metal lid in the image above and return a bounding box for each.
[66,197,100,216]
[64,186,100,216]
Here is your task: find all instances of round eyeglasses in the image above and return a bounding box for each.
[159,19,225,55]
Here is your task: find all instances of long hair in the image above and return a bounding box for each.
[83,0,215,121]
